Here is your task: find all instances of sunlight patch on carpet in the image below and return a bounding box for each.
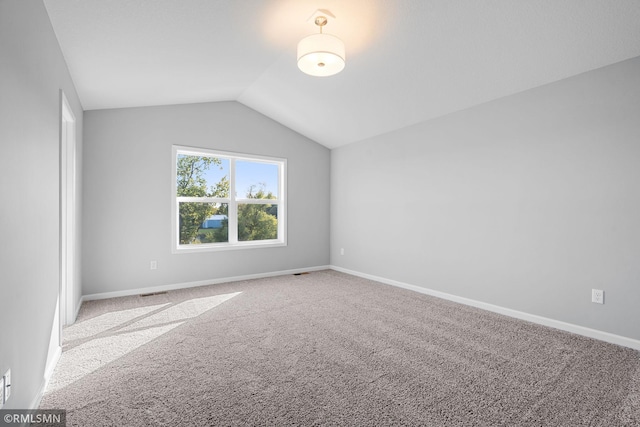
[47,323,185,393]
[46,292,241,393]
[119,292,240,332]
[64,304,170,342]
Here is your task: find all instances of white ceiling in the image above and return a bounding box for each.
[43,0,640,149]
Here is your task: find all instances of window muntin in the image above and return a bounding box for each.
[172,146,286,252]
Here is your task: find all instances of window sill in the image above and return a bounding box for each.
[172,240,286,254]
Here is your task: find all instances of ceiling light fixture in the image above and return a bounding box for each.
[297,15,345,77]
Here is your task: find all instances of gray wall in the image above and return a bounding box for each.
[82,101,329,295]
[331,57,640,341]
[0,0,83,408]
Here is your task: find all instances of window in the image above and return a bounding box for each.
[172,146,286,252]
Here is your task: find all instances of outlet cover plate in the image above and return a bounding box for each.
[592,289,604,304]
[3,369,10,402]
[0,376,4,408]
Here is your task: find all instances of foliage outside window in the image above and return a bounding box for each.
[172,146,286,252]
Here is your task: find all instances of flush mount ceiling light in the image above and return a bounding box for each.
[297,15,345,77]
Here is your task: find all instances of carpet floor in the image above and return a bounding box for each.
[40,270,640,426]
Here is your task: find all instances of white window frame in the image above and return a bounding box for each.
[172,145,287,253]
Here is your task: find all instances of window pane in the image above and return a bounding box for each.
[238,203,278,241]
[179,202,228,244]
[173,146,286,252]
[236,161,278,199]
[176,154,229,198]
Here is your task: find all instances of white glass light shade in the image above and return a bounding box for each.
[297,33,345,77]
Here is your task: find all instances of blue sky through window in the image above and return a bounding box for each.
[200,157,278,198]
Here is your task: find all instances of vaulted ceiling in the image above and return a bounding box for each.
[43,0,640,148]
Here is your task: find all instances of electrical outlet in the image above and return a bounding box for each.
[150,260,157,270]
[592,289,604,304]
[0,376,4,409]
[3,369,10,402]
[340,248,344,255]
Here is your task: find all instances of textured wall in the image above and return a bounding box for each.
[331,57,640,340]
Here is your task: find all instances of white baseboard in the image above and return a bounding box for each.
[330,265,640,351]
[73,296,82,323]
[82,265,330,302]
[44,346,62,390]
[31,345,62,409]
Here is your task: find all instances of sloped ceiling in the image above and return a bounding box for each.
[43,0,640,148]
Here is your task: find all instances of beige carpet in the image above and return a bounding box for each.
[41,270,640,426]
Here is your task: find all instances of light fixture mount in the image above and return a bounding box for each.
[315,16,328,27]
[297,13,345,77]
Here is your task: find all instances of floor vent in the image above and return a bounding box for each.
[140,291,168,297]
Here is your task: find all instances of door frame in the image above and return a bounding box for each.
[60,91,77,333]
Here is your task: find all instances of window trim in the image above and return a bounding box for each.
[172,145,287,253]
